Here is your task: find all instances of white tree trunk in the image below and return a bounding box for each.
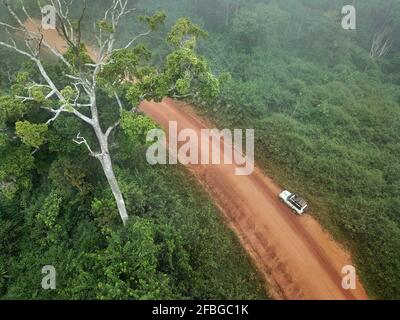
[0,1,138,226]
[99,149,129,225]
[92,104,129,225]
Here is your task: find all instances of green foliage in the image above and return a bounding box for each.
[96,20,114,33]
[139,11,167,31]
[0,133,6,147]
[233,3,290,50]
[60,86,77,102]
[64,43,93,70]
[13,0,400,301]
[0,5,264,296]
[31,86,46,103]
[36,190,63,244]
[150,0,400,299]
[15,121,48,148]
[125,84,142,106]
[36,191,62,229]
[98,47,151,89]
[91,196,119,230]
[49,158,93,195]
[0,145,266,299]
[162,47,220,100]
[94,217,172,299]
[0,145,34,199]
[120,110,158,145]
[167,18,208,49]
[0,264,9,296]
[0,94,27,123]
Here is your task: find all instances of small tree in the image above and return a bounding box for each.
[0,0,220,225]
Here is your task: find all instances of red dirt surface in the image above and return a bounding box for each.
[140,98,369,300]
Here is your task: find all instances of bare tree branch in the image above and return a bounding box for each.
[0,0,145,225]
[72,132,97,157]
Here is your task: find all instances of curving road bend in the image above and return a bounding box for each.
[140,98,369,300]
[22,20,368,300]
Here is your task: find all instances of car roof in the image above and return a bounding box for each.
[292,194,307,207]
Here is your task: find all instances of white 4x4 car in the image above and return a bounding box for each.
[279,190,308,215]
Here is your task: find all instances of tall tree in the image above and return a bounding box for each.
[0,0,220,224]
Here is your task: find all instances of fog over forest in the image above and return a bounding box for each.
[0,0,399,300]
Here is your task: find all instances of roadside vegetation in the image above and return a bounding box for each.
[151,0,399,299]
[0,0,266,299]
[1,0,400,300]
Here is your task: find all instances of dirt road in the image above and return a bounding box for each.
[140,98,368,300]
[21,20,368,300]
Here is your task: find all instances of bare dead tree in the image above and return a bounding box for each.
[0,0,155,225]
[366,2,396,59]
[370,26,393,58]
